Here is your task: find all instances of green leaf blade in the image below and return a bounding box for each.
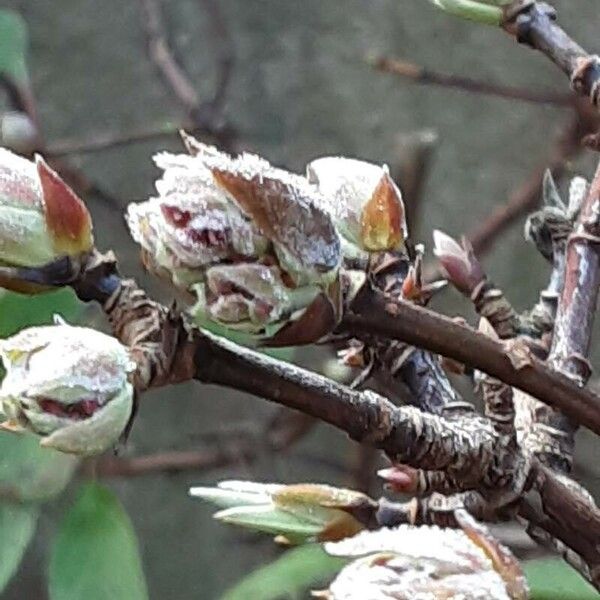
[221,545,346,600]
[0,288,81,338]
[0,503,38,593]
[0,432,78,502]
[524,558,599,600]
[49,483,148,600]
[0,9,29,82]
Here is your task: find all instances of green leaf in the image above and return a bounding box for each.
[0,503,38,593]
[428,0,504,25]
[524,558,598,600]
[49,483,148,600]
[0,9,28,82]
[0,432,78,502]
[0,288,81,338]
[221,545,346,600]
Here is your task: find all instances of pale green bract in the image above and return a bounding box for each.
[427,0,510,25]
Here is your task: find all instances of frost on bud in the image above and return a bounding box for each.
[128,135,343,344]
[307,157,407,254]
[320,515,528,600]
[0,149,93,291]
[126,151,269,289]
[0,319,135,456]
[194,143,341,286]
[190,481,376,545]
[192,262,323,334]
[433,229,484,296]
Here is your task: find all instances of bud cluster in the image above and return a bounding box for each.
[127,133,407,343]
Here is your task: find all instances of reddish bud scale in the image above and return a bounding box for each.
[360,173,405,252]
[36,156,93,256]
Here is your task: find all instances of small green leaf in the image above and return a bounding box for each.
[0,288,81,338]
[216,505,323,540]
[428,0,504,25]
[524,558,598,600]
[221,545,346,600]
[49,483,148,600]
[0,432,78,502]
[0,9,28,82]
[0,503,38,593]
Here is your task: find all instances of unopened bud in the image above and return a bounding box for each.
[307,157,407,253]
[128,135,343,344]
[0,319,135,455]
[190,480,376,545]
[126,151,268,289]
[433,229,484,296]
[0,149,93,290]
[191,263,320,334]
[321,517,528,599]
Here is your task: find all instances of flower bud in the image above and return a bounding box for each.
[126,151,268,288]
[190,140,341,287]
[321,514,528,599]
[0,149,93,290]
[307,157,407,254]
[433,229,485,296]
[191,262,321,333]
[0,319,135,455]
[128,135,343,344]
[190,480,376,545]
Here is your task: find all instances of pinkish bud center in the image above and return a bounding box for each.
[37,397,102,420]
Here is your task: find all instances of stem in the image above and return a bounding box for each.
[344,291,600,435]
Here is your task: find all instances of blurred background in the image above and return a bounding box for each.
[1,0,600,598]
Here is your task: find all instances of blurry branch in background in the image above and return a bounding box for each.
[45,124,187,158]
[389,129,438,232]
[137,0,238,152]
[0,73,123,212]
[371,55,572,106]
[464,101,597,256]
[42,0,240,160]
[371,55,600,278]
[89,410,315,478]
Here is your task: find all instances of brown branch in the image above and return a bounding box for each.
[372,55,572,107]
[389,130,438,232]
[519,460,600,584]
[502,1,600,109]
[137,0,237,151]
[532,158,600,471]
[344,291,600,436]
[423,104,594,283]
[66,251,600,587]
[46,124,183,157]
[138,0,199,114]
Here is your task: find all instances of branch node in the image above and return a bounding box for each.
[571,56,600,106]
